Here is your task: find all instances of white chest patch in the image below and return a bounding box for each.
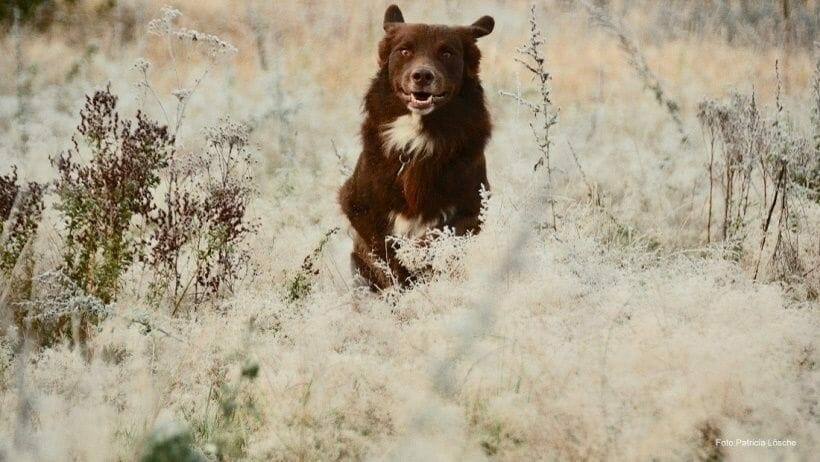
[382,113,435,157]
[389,212,435,239]
[388,207,456,239]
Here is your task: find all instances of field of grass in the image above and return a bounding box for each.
[1,1,818,460]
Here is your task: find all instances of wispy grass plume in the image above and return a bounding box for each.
[583,0,688,144]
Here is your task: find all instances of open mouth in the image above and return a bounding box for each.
[401,89,447,112]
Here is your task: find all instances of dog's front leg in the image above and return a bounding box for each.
[443,211,482,236]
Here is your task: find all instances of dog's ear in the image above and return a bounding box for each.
[383,5,405,31]
[469,15,494,38]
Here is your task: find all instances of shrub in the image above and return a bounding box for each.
[286,227,338,303]
[799,49,820,202]
[195,122,258,297]
[697,93,769,247]
[144,119,258,312]
[0,166,44,276]
[698,67,817,291]
[51,85,174,304]
[13,270,108,348]
[1,166,45,346]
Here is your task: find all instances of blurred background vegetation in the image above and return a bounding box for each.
[2,0,819,49]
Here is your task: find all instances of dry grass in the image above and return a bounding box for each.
[0,1,818,461]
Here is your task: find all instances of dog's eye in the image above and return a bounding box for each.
[399,49,412,57]
[441,51,452,59]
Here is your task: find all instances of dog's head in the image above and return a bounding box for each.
[378,4,494,115]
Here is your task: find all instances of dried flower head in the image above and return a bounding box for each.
[147,6,237,58]
[146,6,182,36]
[204,118,250,151]
[132,58,151,73]
[172,88,193,102]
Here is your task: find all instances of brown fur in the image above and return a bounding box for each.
[338,5,494,289]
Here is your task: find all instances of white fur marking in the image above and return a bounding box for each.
[389,212,437,239]
[382,113,434,157]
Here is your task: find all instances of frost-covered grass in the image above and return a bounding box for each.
[0,1,818,460]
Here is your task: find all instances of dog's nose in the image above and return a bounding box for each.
[411,68,435,86]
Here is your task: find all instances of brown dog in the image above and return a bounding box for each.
[338,4,493,289]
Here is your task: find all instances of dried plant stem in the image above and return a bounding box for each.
[501,5,559,230]
[567,141,592,192]
[583,1,687,144]
[0,189,24,320]
[706,130,715,244]
[173,65,211,136]
[567,141,634,237]
[13,8,30,158]
[781,0,792,94]
[246,4,269,71]
[138,67,172,129]
[142,7,237,139]
[754,164,785,280]
[699,60,812,287]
